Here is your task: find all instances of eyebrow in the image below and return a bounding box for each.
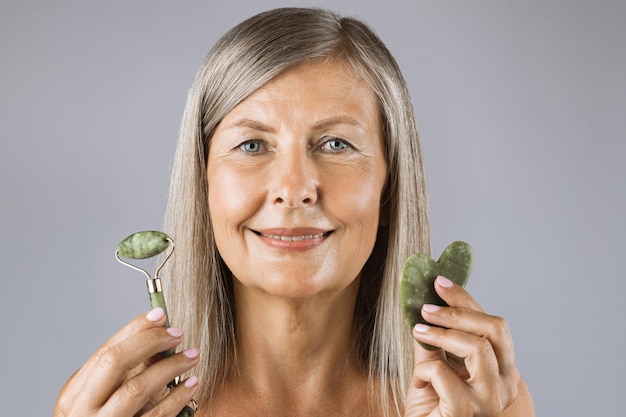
[226,115,365,133]
[227,118,276,133]
[312,116,365,131]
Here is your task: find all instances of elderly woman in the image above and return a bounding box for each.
[55,7,534,417]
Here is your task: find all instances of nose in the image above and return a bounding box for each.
[267,150,319,207]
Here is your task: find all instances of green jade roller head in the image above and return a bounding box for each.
[115,231,196,417]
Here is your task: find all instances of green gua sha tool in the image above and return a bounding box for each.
[115,231,197,417]
[400,241,474,351]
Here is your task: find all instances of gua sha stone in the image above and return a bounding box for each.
[400,241,474,350]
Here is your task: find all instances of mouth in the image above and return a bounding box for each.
[251,228,332,251]
[255,231,330,241]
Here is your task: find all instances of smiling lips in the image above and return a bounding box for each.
[253,228,331,251]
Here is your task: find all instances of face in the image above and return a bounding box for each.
[206,60,387,300]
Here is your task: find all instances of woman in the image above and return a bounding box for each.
[55,7,534,416]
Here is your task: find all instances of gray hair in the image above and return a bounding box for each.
[162,7,429,415]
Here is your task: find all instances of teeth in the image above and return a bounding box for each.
[261,232,326,241]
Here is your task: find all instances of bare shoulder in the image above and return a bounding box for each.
[501,379,535,417]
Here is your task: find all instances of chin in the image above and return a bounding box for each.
[234,268,357,302]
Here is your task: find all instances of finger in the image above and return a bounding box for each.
[416,305,522,415]
[80,308,168,378]
[412,327,446,388]
[103,308,169,349]
[421,303,517,376]
[155,376,200,417]
[142,376,199,417]
[82,324,184,409]
[412,323,500,388]
[434,275,483,312]
[61,308,169,411]
[412,353,472,416]
[434,275,517,375]
[99,348,200,417]
[414,324,519,416]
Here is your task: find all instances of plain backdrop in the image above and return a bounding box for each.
[1,1,624,415]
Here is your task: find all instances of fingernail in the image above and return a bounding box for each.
[422,304,440,313]
[184,375,199,388]
[146,307,165,322]
[413,323,430,333]
[183,348,199,359]
[167,327,183,338]
[436,275,453,288]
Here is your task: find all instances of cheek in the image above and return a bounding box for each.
[331,164,386,222]
[327,167,386,252]
[207,166,259,232]
[207,167,259,271]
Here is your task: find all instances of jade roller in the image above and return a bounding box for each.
[115,231,196,417]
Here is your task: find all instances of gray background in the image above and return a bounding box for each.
[1,0,624,415]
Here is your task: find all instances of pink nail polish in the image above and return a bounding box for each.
[146,307,165,322]
[436,275,453,288]
[184,375,199,388]
[183,348,199,359]
[413,323,430,333]
[422,304,440,313]
[167,327,183,338]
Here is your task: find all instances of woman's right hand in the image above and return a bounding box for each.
[54,307,200,417]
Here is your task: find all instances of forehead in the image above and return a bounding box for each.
[228,60,381,124]
[263,59,370,93]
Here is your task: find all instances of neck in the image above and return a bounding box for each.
[224,277,368,413]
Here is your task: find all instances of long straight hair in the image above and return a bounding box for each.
[162,8,430,416]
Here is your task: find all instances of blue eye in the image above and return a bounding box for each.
[323,138,349,151]
[240,140,263,153]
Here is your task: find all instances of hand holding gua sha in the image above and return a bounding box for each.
[400,241,474,350]
[115,231,197,417]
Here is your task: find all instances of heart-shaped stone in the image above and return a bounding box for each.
[400,241,474,350]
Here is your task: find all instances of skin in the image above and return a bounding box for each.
[204,60,387,416]
[54,60,534,416]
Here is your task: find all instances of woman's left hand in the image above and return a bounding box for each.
[405,275,522,417]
